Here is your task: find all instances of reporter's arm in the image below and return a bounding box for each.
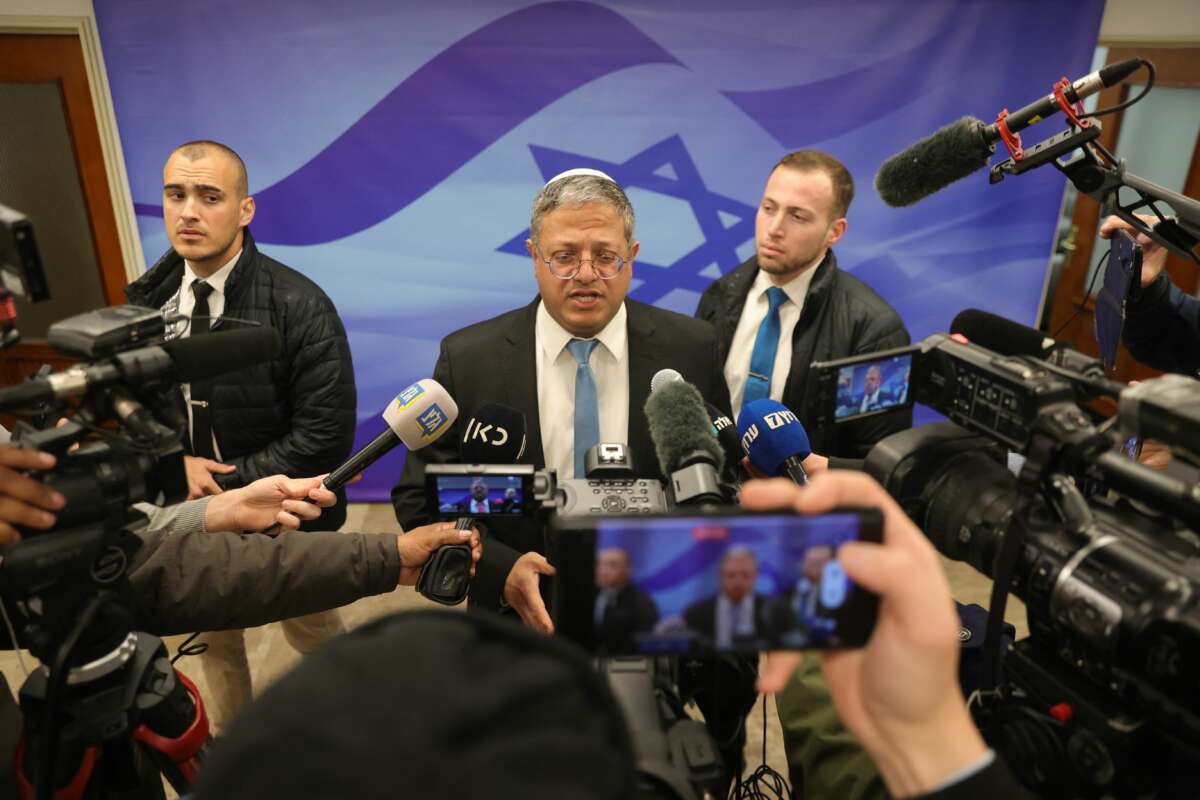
[128,527,401,636]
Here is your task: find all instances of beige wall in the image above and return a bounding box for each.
[1101,0,1200,44]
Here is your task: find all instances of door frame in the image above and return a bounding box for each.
[0,12,144,284]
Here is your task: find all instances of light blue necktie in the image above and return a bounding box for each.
[568,338,600,478]
[743,287,788,405]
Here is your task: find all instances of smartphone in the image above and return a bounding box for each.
[1094,228,1142,370]
[549,508,882,656]
[811,346,918,430]
[424,464,535,518]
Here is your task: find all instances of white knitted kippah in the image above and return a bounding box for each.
[543,168,618,187]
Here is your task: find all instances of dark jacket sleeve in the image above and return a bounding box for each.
[128,528,399,636]
[224,294,357,484]
[1122,273,1200,374]
[914,754,1031,800]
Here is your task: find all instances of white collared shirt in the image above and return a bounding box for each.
[723,254,822,417]
[535,301,629,480]
[170,250,241,461]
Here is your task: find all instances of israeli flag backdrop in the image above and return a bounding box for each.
[94,0,1105,500]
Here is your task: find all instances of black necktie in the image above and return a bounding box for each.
[189,280,216,458]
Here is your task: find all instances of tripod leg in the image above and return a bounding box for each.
[132,667,211,792]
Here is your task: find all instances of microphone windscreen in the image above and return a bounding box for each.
[736,398,811,476]
[875,117,993,208]
[644,379,724,475]
[161,327,282,382]
[460,403,527,463]
[650,368,683,394]
[949,309,1053,357]
[382,379,459,451]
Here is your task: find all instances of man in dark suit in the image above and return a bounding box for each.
[683,547,768,649]
[392,169,728,624]
[391,168,741,785]
[594,547,658,653]
[456,478,494,514]
[695,150,910,460]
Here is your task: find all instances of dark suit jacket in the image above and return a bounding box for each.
[392,297,730,612]
[456,498,494,514]
[695,250,911,458]
[597,583,659,653]
[682,594,770,647]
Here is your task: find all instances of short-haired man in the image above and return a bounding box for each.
[683,547,768,649]
[696,151,910,797]
[125,140,357,728]
[594,547,658,653]
[696,150,910,459]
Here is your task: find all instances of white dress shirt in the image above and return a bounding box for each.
[723,255,822,417]
[166,251,240,461]
[536,301,629,480]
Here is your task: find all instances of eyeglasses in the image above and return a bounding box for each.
[537,247,627,280]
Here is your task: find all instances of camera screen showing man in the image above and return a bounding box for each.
[434,475,525,515]
[586,512,868,655]
[834,354,912,419]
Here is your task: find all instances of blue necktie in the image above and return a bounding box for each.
[743,287,787,406]
[568,338,600,479]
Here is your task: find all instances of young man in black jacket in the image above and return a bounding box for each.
[695,150,910,461]
[124,140,357,729]
[696,151,910,798]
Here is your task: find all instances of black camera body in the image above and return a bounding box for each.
[860,335,1200,797]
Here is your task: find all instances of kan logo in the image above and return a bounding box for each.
[464,419,509,447]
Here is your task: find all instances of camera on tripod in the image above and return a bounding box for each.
[0,219,280,799]
[814,328,1200,797]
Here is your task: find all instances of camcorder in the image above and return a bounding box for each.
[0,207,282,798]
[813,329,1200,798]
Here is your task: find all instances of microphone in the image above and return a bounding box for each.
[0,327,282,411]
[644,377,726,506]
[949,309,1108,380]
[736,398,811,485]
[323,379,458,491]
[875,58,1143,207]
[649,368,743,479]
[460,403,526,463]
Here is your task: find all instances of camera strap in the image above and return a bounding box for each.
[979,494,1031,691]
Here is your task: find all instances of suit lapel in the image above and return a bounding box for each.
[625,301,658,475]
[504,299,546,467]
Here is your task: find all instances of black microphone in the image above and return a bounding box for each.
[644,376,726,507]
[460,403,527,463]
[875,58,1144,207]
[0,327,282,411]
[949,308,1108,380]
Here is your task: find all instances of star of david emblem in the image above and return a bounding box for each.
[496,135,757,305]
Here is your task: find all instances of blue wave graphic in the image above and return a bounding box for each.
[134,1,679,243]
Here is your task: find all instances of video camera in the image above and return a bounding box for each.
[813,326,1200,797]
[0,207,281,798]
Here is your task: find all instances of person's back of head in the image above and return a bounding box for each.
[195,610,636,799]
